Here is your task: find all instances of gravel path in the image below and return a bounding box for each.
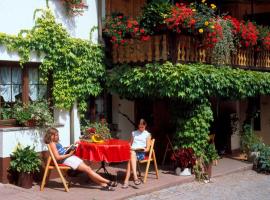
[128,170,270,200]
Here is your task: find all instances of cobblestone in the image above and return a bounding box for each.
[128,170,270,200]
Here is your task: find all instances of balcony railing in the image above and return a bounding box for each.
[108,34,270,69]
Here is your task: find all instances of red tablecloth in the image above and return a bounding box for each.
[76,139,130,163]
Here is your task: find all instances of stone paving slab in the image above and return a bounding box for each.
[0,158,253,200]
[128,170,270,200]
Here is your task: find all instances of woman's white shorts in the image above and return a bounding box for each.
[63,155,83,170]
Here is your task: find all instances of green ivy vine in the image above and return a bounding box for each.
[0,9,105,111]
[108,62,270,156]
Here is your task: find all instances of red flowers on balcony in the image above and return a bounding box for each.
[103,13,150,46]
[61,0,87,16]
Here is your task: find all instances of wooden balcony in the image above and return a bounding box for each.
[107,34,270,70]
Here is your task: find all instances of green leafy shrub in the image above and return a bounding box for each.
[203,143,219,165]
[254,145,270,173]
[140,0,172,34]
[240,124,261,154]
[13,101,53,127]
[9,144,41,174]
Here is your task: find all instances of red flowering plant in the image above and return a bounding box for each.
[171,147,196,169]
[257,25,270,51]
[103,13,150,46]
[61,0,88,16]
[226,16,259,48]
[165,3,196,34]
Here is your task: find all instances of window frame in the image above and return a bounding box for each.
[0,61,44,109]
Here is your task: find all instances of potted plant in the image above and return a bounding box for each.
[9,144,41,189]
[171,147,196,176]
[12,101,53,127]
[0,105,16,126]
[202,143,219,182]
[80,121,111,142]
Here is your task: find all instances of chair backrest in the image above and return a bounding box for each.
[47,144,59,167]
[140,138,155,162]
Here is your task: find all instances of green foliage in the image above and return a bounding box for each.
[0,105,13,120]
[240,124,261,154]
[173,100,213,156]
[211,19,236,65]
[203,143,219,165]
[9,144,41,173]
[12,101,53,127]
[140,0,172,34]
[255,145,270,173]
[107,62,270,101]
[0,9,105,111]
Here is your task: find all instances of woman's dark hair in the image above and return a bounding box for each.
[138,118,147,126]
[44,127,58,144]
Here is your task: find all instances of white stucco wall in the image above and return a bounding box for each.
[0,0,98,61]
[0,125,68,158]
[112,95,135,141]
[0,0,98,148]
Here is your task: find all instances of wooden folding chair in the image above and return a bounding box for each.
[137,139,159,183]
[161,134,176,167]
[40,144,71,192]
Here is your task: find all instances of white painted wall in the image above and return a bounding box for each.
[0,125,68,158]
[0,0,98,147]
[112,95,135,141]
[0,0,98,61]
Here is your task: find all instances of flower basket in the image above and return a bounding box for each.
[171,147,196,170]
[24,119,37,127]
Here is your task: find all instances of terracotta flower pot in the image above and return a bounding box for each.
[17,172,33,189]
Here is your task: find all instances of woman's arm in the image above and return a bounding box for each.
[144,136,151,152]
[49,142,74,161]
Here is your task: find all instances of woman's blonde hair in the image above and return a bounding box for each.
[44,127,58,144]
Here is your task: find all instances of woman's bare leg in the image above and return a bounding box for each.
[77,162,109,186]
[130,150,138,181]
[123,160,131,184]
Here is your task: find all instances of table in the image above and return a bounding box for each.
[76,139,131,175]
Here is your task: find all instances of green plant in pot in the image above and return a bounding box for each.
[12,101,53,127]
[9,144,41,189]
[203,143,219,181]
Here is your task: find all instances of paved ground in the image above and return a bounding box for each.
[0,158,254,200]
[128,170,270,200]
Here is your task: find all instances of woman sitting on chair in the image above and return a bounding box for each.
[44,127,117,191]
[122,119,151,188]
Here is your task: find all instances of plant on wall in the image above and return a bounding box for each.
[0,9,105,113]
[140,0,172,35]
[60,0,88,16]
[103,13,150,46]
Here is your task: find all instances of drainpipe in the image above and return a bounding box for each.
[70,103,75,144]
[97,0,103,44]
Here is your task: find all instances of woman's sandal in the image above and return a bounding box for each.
[108,181,118,187]
[134,179,141,185]
[121,182,129,189]
[101,185,115,191]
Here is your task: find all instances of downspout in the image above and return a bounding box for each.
[97,0,103,44]
[70,102,75,144]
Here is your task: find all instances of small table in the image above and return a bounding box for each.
[76,139,130,175]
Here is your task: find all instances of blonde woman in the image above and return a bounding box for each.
[44,127,117,191]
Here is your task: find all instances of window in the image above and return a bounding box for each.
[0,62,47,119]
[0,66,22,103]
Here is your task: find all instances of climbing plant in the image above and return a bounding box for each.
[107,62,270,100]
[107,62,270,155]
[0,9,105,111]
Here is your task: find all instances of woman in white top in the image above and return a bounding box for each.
[122,119,151,188]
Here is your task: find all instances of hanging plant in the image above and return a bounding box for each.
[60,0,88,16]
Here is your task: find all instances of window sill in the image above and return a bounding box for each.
[0,123,64,132]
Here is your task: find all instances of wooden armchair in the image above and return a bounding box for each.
[40,144,71,192]
[137,139,159,183]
